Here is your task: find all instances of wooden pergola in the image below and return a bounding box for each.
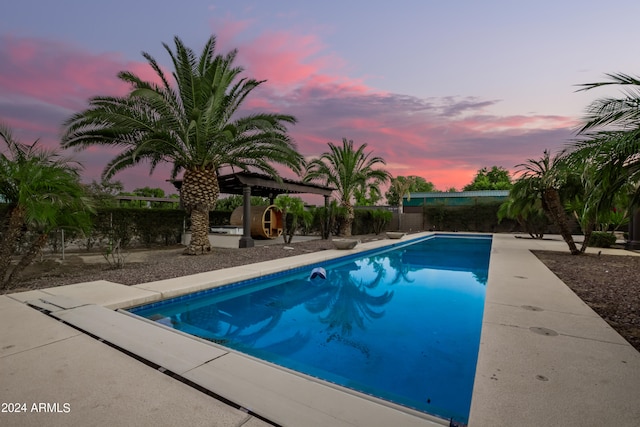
[171,172,335,248]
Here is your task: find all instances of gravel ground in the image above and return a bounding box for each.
[7,235,640,352]
[8,237,361,291]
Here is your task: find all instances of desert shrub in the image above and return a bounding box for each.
[310,206,331,238]
[370,210,392,234]
[587,231,617,248]
[309,203,342,238]
[351,209,392,235]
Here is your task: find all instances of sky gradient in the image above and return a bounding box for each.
[2,1,639,200]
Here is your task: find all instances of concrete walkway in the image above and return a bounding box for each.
[1,233,639,426]
[469,234,640,426]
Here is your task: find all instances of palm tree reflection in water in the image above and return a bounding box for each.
[306,261,394,357]
[171,257,399,358]
[167,242,488,358]
[170,281,318,354]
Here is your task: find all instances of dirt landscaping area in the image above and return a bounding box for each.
[534,250,640,352]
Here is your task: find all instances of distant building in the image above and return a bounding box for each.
[402,190,509,213]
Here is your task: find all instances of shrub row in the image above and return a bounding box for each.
[423,203,518,233]
[4,201,530,253]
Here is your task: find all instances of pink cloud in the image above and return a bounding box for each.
[214,16,255,47]
[0,35,171,192]
[1,27,580,199]
[459,114,578,133]
[214,21,375,98]
[0,35,163,113]
[2,116,57,139]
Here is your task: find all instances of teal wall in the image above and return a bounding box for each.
[404,190,509,208]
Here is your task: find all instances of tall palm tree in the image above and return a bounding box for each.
[62,36,304,254]
[304,138,390,236]
[515,150,581,254]
[0,124,93,289]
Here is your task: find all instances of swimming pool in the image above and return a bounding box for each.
[129,234,491,424]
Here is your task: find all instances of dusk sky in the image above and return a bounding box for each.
[2,1,639,200]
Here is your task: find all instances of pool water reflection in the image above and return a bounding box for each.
[130,235,491,424]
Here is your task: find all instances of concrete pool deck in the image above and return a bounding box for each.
[1,233,640,426]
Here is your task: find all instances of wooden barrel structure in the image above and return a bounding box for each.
[230,205,283,239]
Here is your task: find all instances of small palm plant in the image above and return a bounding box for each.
[497,179,549,239]
[274,195,311,243]
[304,138,390,236]
[515,150,581,254]
[0,124,94,289]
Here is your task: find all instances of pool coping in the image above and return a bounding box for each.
[4,232,640,426]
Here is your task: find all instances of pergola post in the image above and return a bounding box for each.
[626,206,640,250]
[239,185,254,248]
[323,195,330,240]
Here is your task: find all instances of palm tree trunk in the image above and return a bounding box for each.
[0,205,26,287]
[180,168,219,255]
[186,206,211,254]
[579,218,596,253]
[4,233,48,289]
[340,204,354,237]
[543,188,580,254]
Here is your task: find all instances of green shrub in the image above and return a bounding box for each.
[370,210,392,234]
[588,231,617,248]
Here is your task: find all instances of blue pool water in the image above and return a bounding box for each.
[129,234,491,424]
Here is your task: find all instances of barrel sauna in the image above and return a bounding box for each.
[230,205,283,239]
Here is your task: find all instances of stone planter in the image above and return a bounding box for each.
[332,238,359,250]
[386,232,406,240]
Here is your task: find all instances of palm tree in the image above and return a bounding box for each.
[62,36,304,255]
[0,124,94,289]
[571,73,640,221]
[388,175,416,231]
[497,178,549,239]
[274,195,311,243]
[576,73,640,135]
[385,175,436,206]
[389,176,416,214]
[515,150,581,254]
[304,138,390,236]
